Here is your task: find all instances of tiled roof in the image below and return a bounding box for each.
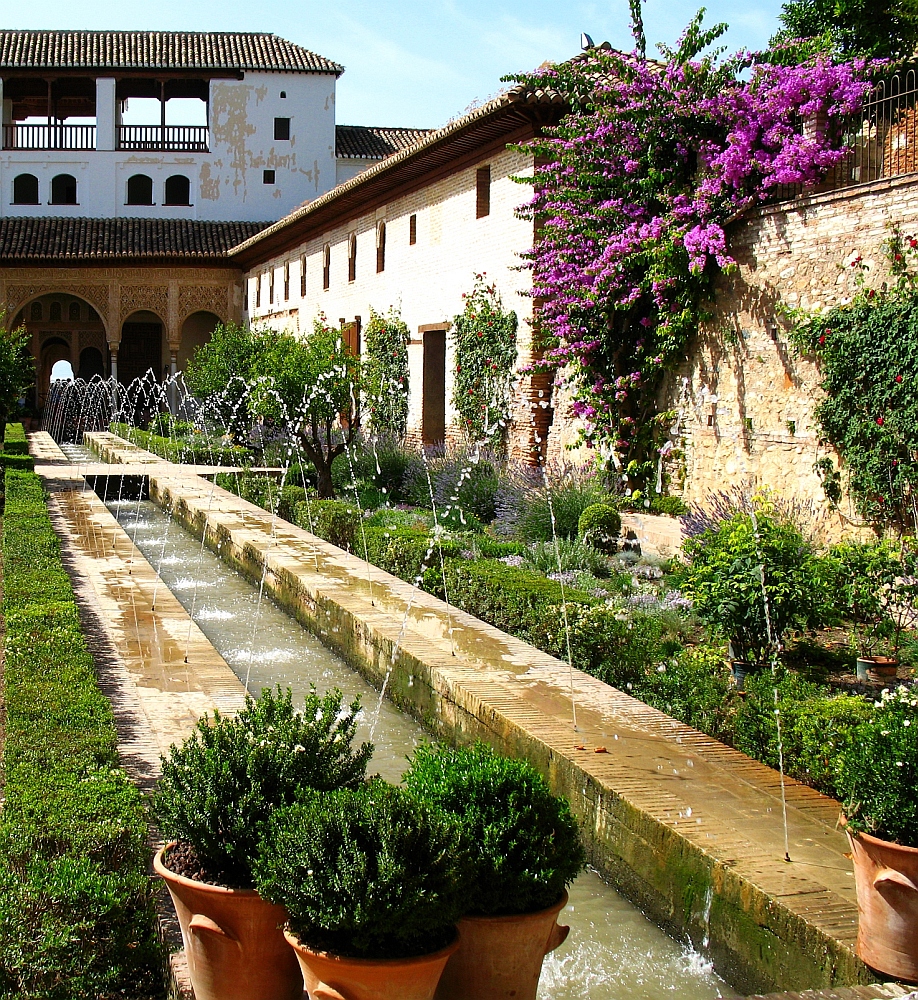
[335,125,431,159]
[0,218,271,261]
[0,31,342,74]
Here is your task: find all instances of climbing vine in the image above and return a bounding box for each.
[790,227,918,531]
[363,306,410,437]
[451,274,518,445]
[506,10,872,489]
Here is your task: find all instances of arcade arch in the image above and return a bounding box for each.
[177,311,221,372]
[119,310,165,385]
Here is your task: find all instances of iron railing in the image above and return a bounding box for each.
[118,125,208,152]
[772,66,918,202]
[2,123,96,150]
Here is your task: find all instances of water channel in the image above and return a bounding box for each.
[105,491,736,999]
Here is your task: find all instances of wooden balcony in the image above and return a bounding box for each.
[118,125,208,152]
[2,123,96,150]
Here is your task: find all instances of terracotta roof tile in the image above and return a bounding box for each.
[0,217,270,261]
[335,125,431,159]
[0,31,342,74]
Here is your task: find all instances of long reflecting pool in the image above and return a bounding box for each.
[110,495,737,1000]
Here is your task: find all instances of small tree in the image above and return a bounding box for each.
[362,307,409,437]
[0,323,35,428]
[184,322,265,445]
[771,0,918,61]
[251,317,360,498]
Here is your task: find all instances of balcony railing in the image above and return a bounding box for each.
[118,125,209,152]
[772,67,918,202]
[2,123,96,150]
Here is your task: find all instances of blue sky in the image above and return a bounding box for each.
[2,0,788,127]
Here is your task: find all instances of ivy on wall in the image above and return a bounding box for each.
[791,228,918,531]
[451,274,518,445]
[363,307,410,437]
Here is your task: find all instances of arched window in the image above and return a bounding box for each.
[49,302,62,322]
[164,175,191,206]
[30,301,42,322]
[376,221,386,274]
[69,301,81,322]
[348,233,357,283]
[50,174,77,205]
[126,174,153,206]
[12,174,38,205]
[323,245,331,290]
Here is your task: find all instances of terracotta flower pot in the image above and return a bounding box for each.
[861,656,899,684]
[434,891,570,1000]
[154,845,303,1000]
[847,827,918,981]
[284,928,459,1000]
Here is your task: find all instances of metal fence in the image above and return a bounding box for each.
[771,66,918,203]
[2,123,97,150]
[118,125,209,152]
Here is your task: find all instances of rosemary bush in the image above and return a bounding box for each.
[154,686,372,886]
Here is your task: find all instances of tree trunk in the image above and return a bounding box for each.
[314,459,336,499]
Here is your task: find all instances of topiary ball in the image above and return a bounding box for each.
[577,502,622,553]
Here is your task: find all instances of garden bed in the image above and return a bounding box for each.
[0,467,166,998]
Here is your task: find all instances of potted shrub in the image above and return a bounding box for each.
[403,742,586,1000]
[830,540,918,682]
[254,781,467,1000]
[153,686,373,1000]
[840,683,918,980]
[680,495,827,688]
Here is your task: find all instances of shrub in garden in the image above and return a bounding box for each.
[308,499,362,550]
[578,502,622,553]
[403,743,585,915]
[3,421,28,455]
[644,646,736,744]
[523,537,612,578]
[363,308,410,437]
[254,782,466,958]
[680,493,830,663]
[404,443,504,523]
[154,686,372,886]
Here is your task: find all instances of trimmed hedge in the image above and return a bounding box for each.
[0,470,166,998]
[3,423,28,456]
[111,422,250,466]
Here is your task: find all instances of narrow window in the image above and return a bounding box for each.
[263,169,276,185]
[69,301,81,322]
[244,281,248,312]
[300,256,307,297]
[269,270,275,305]
[30,301,42,321]
[126,174,153,206]
[13,173,38,205]
[348,234,357,283]
[280,90,287,99]
[256,275,262,309]
[476,166,491,218]
[274,117,291,140]
[50,302,62,322]
[50,174,77,205]
[323,245,331,290]
[284,261,290,300]
[409,213,417,245]
[164,175,191,206]
[376,221,386,273]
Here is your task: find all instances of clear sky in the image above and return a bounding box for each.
[2,0,789,128]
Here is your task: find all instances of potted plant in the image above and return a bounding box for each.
[253,781,467,1000]
[403,742,586,1000]
[153,686,373,1000]
[680,494,827,689]
[840,683,918,980]
[831,539,918,682]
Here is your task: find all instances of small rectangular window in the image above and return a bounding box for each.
[284,261,290,301]
[476,166,491,219]
[274,117,291,140]
[300,256,307,297]
[256,276,262,309]
[263,169,276,184]
[348,235,357,283]
[323,247,331,290]
[269,270,275,305]
[409,214,417,245]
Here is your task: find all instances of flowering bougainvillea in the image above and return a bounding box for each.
[451,274,518,445]
[507,12,872,488]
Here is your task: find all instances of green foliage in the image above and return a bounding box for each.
[0,326,34,429]
[500,465,612,542]
[522,537,612,578]
[255,782,466,959]
[578,502,622,553]
[363,308,410,436]
[642,646,736,744]
[404,445,504,524]
[451,275,518,445]
[681,493,828,663]
[155,687,372,887]
[112,422,250,466]
[790,230,918,529]
[404,743,585,916]
[0,469,165,998]
[771,0,918,60]
[4,422,28,455]
[841,684,918,845]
